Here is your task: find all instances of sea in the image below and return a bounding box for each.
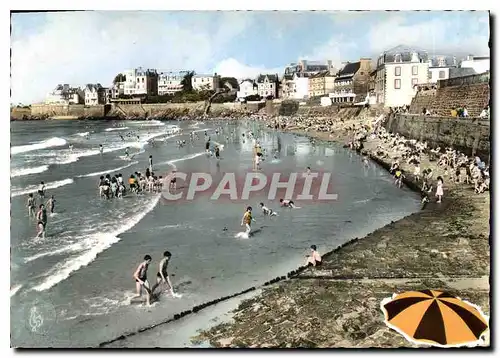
[10,119,421,347]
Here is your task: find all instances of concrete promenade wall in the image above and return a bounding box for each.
[385,114,490,157]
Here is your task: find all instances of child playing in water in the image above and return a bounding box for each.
[133,255,152,305]
[280,199,297,208]
[260,203,277,216]
[241,206,255,235]
[305,245,322,267]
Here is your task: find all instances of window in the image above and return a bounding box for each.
[412,78,418,87]
[395,67,401,76]
[439,71,446,79]
[412,66,418,76]
[394,79,401,89]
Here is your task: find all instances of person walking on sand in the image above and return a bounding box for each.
[241,206,255,236]
[150,251,182,298]
[305,245,322,267]
[27,193,36,219]
[133,255,152,305]
[435,176,444,203]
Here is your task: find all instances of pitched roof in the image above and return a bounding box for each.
[336,62,361,78]
[282,74,294,81]
[257,74,278,83]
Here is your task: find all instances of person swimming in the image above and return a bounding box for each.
[279,199,297,208]
[260,202,277,216]
[133,254,152,305]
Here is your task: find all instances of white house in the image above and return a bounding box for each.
[460,55,490,74]
[192,74,220,91]
[375,45,429,107]
[237,79,258,99]
[84,84,106,106]
[256,74,279,98]
[45,84,83,105]
[122,67,158,96]
[158,71,187,95]
[291,73,311,100]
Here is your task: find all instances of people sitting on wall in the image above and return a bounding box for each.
[479,106,489,119]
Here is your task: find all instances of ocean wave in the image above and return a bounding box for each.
[156,152,206,168]
[11,178,74,197]
[31,194,162,292]
[76,161,139,178]
[105,127,129,132]
[139,120,165,127]
[76,132,90,137]
[10,284,22,297]
[10,165,49,178]
[11,137,67,155]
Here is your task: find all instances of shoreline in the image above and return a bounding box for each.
[189,118,490,348]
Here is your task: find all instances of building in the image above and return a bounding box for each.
[236,79,258,100]
[324,70,337,94]
[122,67,158,96]
[158,71,188,95]
[256,74,279,99]
[192,74,220,91]
[428,67,477,83]
[308,71,329,98]
[331,58,372,104]
[45,84,83,105]
[460,55,490,74]
[84,84,108,105]
[374,45,429,107]
[283,59,333,76]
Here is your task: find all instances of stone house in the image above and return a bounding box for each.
[122,67,158,96]
[331,58,372,104]
[84,84,108,105]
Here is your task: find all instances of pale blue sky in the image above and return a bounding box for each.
[11,10,490,104]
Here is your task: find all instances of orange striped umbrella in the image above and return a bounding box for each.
[381,290,489,347]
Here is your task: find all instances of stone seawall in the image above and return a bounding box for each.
[30,104,106,118]
[385,114,490,158]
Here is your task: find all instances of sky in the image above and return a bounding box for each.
[10,10,490,104]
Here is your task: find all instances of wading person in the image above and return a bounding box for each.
[241,206,255,236]
[46,195,56,214]
[133,255,152,305]
[150,251,181,298]
[35,204,47,238]
[27,193,36,219]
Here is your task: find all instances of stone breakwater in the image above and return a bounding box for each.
[191,116,490,348]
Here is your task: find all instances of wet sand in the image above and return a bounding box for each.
[192,114,491,348]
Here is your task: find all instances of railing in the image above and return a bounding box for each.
[438,72,490,88]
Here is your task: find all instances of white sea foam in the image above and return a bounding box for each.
[139,120,165,127]
[156,152,206,168]
[76,161,139,178]
[31,195,162,292]
[76,132,90,137]
[11,178,74,197]
[10,284,22,297]
[10,165,49,178]
[11,137,67,155]
[105,127,129,132]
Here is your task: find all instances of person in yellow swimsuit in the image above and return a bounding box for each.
[241,206,255,235]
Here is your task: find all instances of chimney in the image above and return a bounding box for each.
[359,58,372,71]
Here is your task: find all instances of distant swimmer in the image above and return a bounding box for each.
[99,144,104,154]
[150,251,181,298]
[260,202,277,216]
[362,156,369,167]
[35,204,47,239]
[280,199,299,209]
[26,193,36,218]
[120,135,124,141]
[205,140,210,153]
[46,195,56,214]
[69,144,73,151]
[133,255,152,305]
[305,245,322,267]
[38,182,46,199]
[241,206,255,236]
[125,147,129,158]
[169,170,177,190]
[148,155,153,172]
[215,146,220,160]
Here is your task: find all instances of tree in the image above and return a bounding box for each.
[181,71,196,92]
[220,77,239,91]
[245,94,261,102]
[113,73,126,84]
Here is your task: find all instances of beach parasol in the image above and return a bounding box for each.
[380,290,489,347]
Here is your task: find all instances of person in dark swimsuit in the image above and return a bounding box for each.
[215,146,220,159]
[46,195,56,214]
[35,204,47,238]
[133,255,152,304]
[150,251,179,297]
